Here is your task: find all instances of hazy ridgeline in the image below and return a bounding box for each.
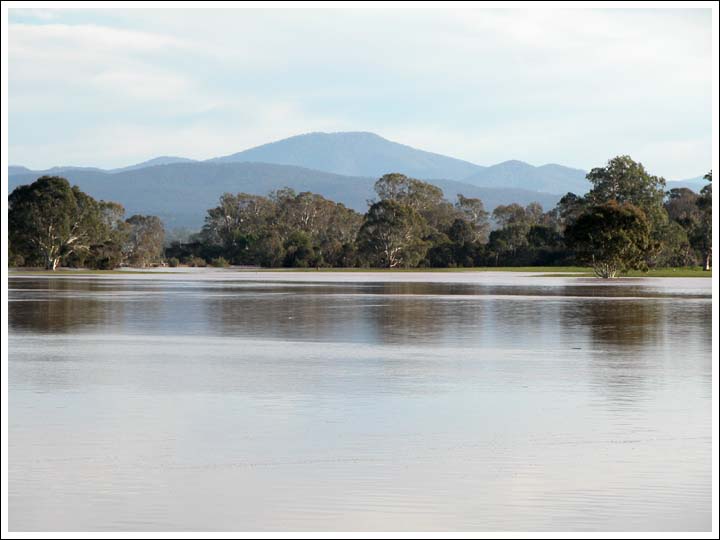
[8,156,712,277]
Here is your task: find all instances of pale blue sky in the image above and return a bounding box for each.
[8,7,712,179]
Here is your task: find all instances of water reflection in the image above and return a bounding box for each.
[7,272,712,532]
[10,278,128,333]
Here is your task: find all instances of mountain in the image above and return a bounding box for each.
[208,131,483,180]
[9,165,32,175]
[11,132,708,202]
[28,131,718,229]
[109,156,197,173]
[462,160,588,194]
[11,165,106,175]
[665,176,710,193]
[209,132,591,192]
[8,162,563,229]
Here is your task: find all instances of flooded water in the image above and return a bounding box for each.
[7,270,713,531]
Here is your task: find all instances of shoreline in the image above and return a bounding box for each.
[7,266,712,278]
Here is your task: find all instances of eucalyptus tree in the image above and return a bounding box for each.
[696,171,712,270]
[660,188,701,266]
[357,199,429,268]
[270,188,363,266]
[585,155,667,242]
[488,202,549,264]
[9,176,105,270]
[565,201,652,278]
[583,156,670,265]
[202,192,274,263]
[455,194,490,243]
[555,192,587,231]
[665,188,700,229]
[586,156,666,214]
[125,215,165,267]
[373,173,457,232]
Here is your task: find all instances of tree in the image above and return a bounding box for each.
[555,192,587,231]
[486,226,529,266]
[492,203,527,229]
[527,224,564,259]
[198,188,363,268]
[9,176,105,270]
[83,201,129,269]
[125,215,165,267]
[357,200,429,268]
[201,193,274,264]
[665,188,700,229]
[271,189,362,265]
[492,202,544,228]
[455,194,490,242]
[662,187,703,267]
[586,155,666,225]
[373,173,457,231]
[282,231,317,268]
[565,201,652,278]
[85,240,125,270]
[446,218,481,266]
[374,173,443,211]
[486,202,549,265]
[652,220,693,268]
[695,171,712,270]
[524,202,545,225]
[583,156,669,266]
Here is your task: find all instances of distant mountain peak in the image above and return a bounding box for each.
[9,160,565,229]
[495,159,533,168]
[463,159,588,194]
[9,129,602,228]
[110,155,196,173]
[207,131,481,180]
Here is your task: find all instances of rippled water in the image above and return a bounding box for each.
[8,270,713,531]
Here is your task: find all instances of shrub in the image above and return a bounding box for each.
[184,256,207,267]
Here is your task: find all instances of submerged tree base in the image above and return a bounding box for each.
[592,263,619,279]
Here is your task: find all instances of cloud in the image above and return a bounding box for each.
[8,99,345,168]
[7,8,713,178]
[8,8,62,21]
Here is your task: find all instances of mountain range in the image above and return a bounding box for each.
[8,131,708,229]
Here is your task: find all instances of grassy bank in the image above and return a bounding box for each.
[8,266,711,277]
[8,268,169,275]
[619,267,711,278]
[250,265,590,273]
[250,266,711,277]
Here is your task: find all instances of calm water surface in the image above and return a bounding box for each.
[8,270,713,531]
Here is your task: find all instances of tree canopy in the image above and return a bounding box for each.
[10,176,110,270]
[10,158,712,275]
[357,200,429,268]
[9,176,164,270]
[565,201,652,278]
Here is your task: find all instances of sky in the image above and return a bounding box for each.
[7,7,713,179]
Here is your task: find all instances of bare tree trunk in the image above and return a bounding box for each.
[705,249,712,271]
[593,262,617,279]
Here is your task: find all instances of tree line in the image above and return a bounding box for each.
[8,156,712,277]
[9,176,165,270]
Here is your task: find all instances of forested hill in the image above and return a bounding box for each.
[11,132,708,229]
[8,161,563,229]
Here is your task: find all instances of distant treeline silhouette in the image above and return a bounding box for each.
[9,156,712,278]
